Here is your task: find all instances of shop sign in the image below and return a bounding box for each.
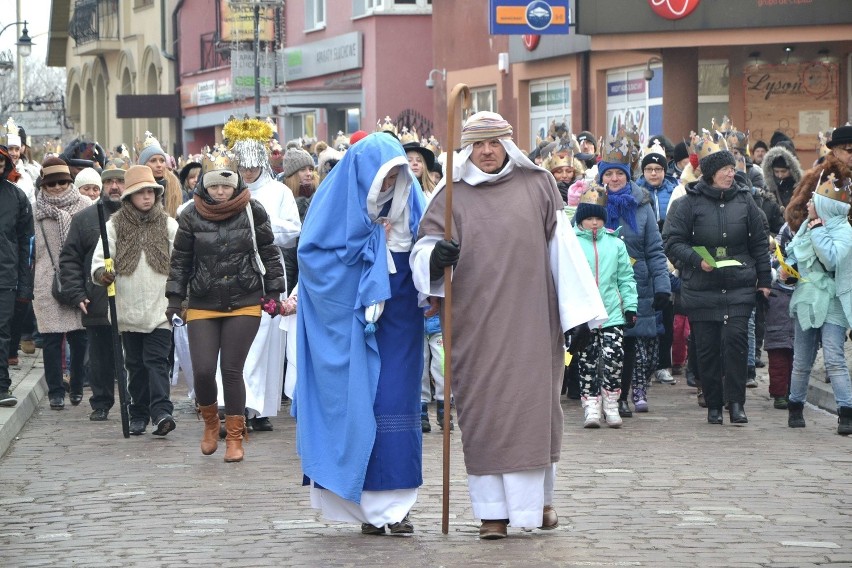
[197,80,217,106]
[522,34,541,51]
[531,86,568,107]
[231,50,275,95]
[647,0,700,20]
[489,0,570,35]
[219,0,276,43]
[282,32,362,82]
[607,78,646,97]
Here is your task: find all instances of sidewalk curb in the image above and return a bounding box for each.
[808,377,837,415]
[0,367,46,458]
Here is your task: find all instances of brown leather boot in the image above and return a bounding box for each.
[224,415,247,462]
[198,403,220,455]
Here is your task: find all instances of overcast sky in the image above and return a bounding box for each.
[0,0,53,63]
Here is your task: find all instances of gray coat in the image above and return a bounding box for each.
[764,281,794,351]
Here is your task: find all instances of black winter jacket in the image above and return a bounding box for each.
[0,174,34,298]
[166,198,285,310]
[59,196,120,326]
[663,179,771,322]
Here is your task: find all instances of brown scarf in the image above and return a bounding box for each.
[111,201,171,275]
[193,188,251,222]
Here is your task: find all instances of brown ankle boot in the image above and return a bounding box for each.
[224,415,247,462]
[199,403,220,455]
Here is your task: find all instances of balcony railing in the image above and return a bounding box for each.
[69,0,120,46]
[200,32,230,71]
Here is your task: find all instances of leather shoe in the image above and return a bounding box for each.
[360,523,385,535]
[129,418,147,435]
[89,408,109,421]
[49,396,64,410]
[388,514,414,535]
[251,416,273,431]
[618,399,632,418]
[707,407,723,424]
[70,392,84,406]
[152,414,176,436]
[729,402,748,424]
[540,505,558,529]
[479,519,508,540]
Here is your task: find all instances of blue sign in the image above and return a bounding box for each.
[489,0,571,35]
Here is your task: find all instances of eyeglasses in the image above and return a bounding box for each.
[718,166,736,175]
[644,167,665,174]
[43,180,70,188]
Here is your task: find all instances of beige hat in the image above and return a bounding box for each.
[122,165,164,201]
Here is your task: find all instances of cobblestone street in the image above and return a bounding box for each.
[1,358,851,567]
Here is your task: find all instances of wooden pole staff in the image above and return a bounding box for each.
[442,82,470,535]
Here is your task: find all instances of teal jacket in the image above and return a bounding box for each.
[574,225,638,328]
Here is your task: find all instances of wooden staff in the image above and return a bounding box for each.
[442,82,470,535]
[97,201,131,438]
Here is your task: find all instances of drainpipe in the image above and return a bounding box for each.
[170,0,184,154]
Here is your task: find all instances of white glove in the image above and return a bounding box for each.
[365,302,385,324]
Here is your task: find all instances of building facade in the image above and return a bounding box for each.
[47,0,179,156]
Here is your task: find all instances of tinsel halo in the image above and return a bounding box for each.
[223,117,274,147]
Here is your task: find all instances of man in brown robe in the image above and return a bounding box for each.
[411,112,607,539]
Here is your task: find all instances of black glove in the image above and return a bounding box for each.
[165,299,184,325]
[429,239,460,280]
[755,290,770,310]
[623,310,637,329]
[652,292,671,311]
[564,323,591,356]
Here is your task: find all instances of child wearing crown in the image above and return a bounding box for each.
[572,185,638,428]
[783,173,852,434]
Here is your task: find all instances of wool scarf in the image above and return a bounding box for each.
[111,201,171,275]
[35,186,92,248]
[193,188,251,222]
[605,185,638,232]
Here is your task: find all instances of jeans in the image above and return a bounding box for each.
[691,315,749,408]
[789,321,852,409]
[43,331,87,399]
[123,328,173,423]
[0,290,16,391]
[87,325,121,411]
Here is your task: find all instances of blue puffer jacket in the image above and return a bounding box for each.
[609,181,671,337]
[574,225,638,328]
[637,174,679,228]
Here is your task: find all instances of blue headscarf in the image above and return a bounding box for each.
[293,133,425,503]
[598,161,638,232]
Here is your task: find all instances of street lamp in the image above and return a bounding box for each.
[0,20,34,58]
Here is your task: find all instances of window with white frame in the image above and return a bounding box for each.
[470,86,497,114]
[529,77,571,151]
[306,0,326,31]
[353,0,431,18]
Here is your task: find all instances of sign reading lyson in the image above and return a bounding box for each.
[489,0,570,35]
[743,62,839,151]
[282,32,363,82]
[647,0,700,20]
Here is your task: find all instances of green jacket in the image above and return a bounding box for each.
[574,225,638,328]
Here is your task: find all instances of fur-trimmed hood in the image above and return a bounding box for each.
[762,146,803,199]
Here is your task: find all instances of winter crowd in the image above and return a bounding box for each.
[0,109,850,540]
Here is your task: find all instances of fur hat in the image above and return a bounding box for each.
[40,157,73,186]
[282,149,315,179]
[699,150,736,182]
[74,167,103,190]
[122,165,164,200]
[673,141,689,163]
[770,130,792,148]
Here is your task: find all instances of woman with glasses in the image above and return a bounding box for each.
[663,149,771,425]
[33,157,93,410]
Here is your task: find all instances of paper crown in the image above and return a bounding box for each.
[692,130,722,160]
[814,172,851,204]
[4,117,21,144]
[201,145,235,174]
[376,116,398,136]
[424,135,442,155]
[818,130,832,158]
[579,183,608,207]
[333,131,350,151]
[725,129,750,153]
[542,152,574,172]
[398,126,419,145]
[602,131,634,164]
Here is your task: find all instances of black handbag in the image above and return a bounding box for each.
[39,221,77,306]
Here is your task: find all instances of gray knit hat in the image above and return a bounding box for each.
[138,142,166,166]
[282,148,315,179]
[699,150,736,182]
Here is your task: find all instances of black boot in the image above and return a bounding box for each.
[788,401,806,428]
[421,403,431,433]
[837,407,852,436]
[436,400,454,431]
[707,407,723,424]
[728,402,748,424]
[618,399,632,418]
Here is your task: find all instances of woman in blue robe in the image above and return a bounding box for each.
[294,132,426,534]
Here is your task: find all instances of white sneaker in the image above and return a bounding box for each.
[654,369,676,384]
[601,388,623,428]
[581,396,601,428]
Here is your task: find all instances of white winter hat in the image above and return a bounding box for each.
[74,167,103,190]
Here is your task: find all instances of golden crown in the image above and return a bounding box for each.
[814,172,851,204]
[542,152,574,171]
[695,130,722,160]
[376,116,398,136]
[399,126,419,145]
[602,128,634,164]
[579,183,608,207]
[201,145,234,174]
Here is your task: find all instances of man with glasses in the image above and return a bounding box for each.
[59,159,128,421]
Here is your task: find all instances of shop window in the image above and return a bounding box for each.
[605,67,655,146]
[286,112,317,142]
[529,77,571,151]
[306,0,326,31]
[697,60,729,131]
[470,86,496,114]
[353,0,431,17]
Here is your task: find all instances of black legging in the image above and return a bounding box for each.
[188,315,260,416]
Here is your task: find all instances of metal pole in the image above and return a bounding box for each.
[254,4,260,115]
[16,0,23,112]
